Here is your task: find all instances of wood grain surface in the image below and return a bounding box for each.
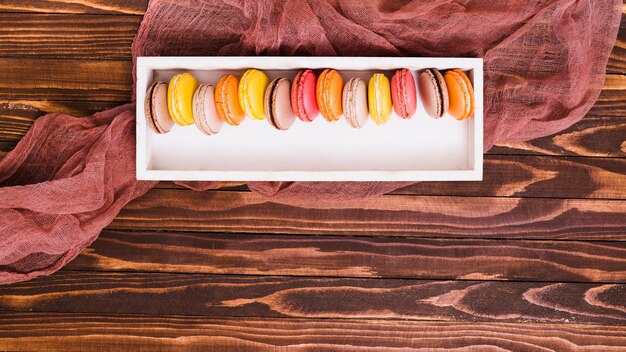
[392,155,626,199]
[1,272,626,325]
[0,3,625,351]
[0,58,132,101]
[65,230,626,283]
[0,13,141,59]
[108,189,626,240]
[2,313,626,351]
[0,0,148,15]
[488,116,626,157]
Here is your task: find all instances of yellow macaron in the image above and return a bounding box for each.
[368,73,392,125]
[239,69,269,120]
[167,73,198,126]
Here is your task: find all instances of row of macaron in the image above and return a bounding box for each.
[145,68,474,135]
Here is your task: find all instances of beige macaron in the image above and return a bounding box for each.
[342,78,369,128]
[193,84,223,135]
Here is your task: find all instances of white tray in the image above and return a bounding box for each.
[136,56,483,181]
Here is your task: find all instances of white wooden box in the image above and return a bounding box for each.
[136,56,483,181]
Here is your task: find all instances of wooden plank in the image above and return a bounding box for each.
[0,141,10,161]
[587,74,626,117]
[0,100,124,141]
[2,313,626,351]
[606,13,626,74]
[108,188,626,240]
[1,272,625,324]
[0,13,140,59]
[0,58,132,102]
[391,155,626,199]
[66,230,626,283]
[0,0,147,15]
[489,116,626,157]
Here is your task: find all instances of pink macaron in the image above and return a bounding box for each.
[391,69,417,119]
[291,69,319,122]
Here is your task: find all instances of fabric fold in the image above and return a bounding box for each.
[0,0,621,284]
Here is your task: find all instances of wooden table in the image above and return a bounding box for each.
[0,1,625,350]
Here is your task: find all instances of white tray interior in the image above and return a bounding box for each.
[136,57,483,181]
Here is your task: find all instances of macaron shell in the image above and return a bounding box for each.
[391,69,417,119]
[144,82,159,133]
[239,69,269,120]
[455,69,474,119]
[368,73,392,125]
[193,84,222,135]
[152,82,174,133]
[342,78,368,128]
[316,69,344,122]
[291,70,319,122]
[445,70,473,120]
[265,78,296,130]
[215,75,245,126]
[167,73,198,126]
[435,69,450,115]
[419,69,444,118]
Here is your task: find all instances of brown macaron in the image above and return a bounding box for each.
[265,78,296,130]
[145,81,175,134]
[418,68,449,118]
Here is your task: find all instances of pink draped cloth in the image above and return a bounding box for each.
[0,0,621,284]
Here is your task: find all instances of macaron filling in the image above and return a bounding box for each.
[320,71,332,121]
[432,70,444,117]
[425,69,444,118]
[294,71,307,120]
[240,71,254,118]
[344,79,357,127]
[168,74,184,125]
[145,82,160,133]
[267,79,282,129]
[193,84,222,135]
[265,78,295,130]
[219,77,234,125]
[373,74,384,124]
[216,75,245,126]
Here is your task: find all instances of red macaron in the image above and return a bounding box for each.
[291,69,319,122]
[391,69,417,119]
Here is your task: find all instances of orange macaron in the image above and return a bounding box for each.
[316,69,344,122]
[444,69,474,120]
[215,74,246,126]
[215,75,246,126]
